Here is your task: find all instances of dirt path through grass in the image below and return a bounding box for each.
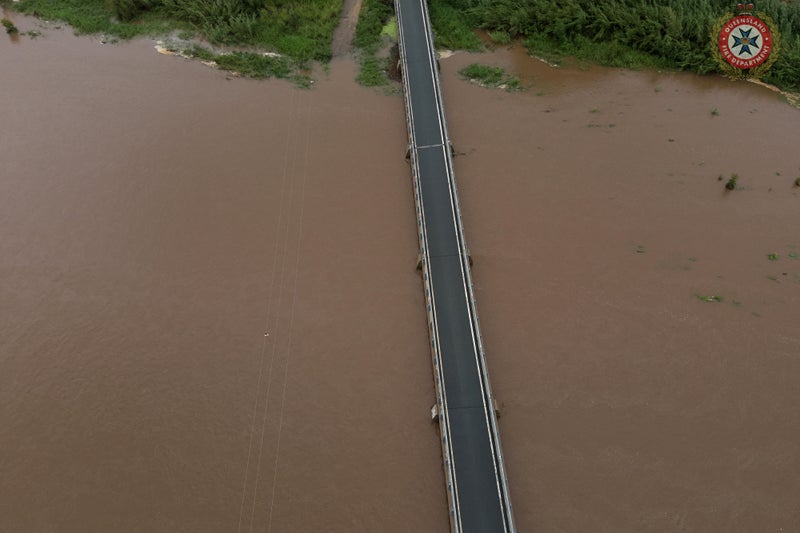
[331,0,363,56]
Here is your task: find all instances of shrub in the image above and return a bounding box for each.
[112,0,163,21]
[213,51,291,79]
[432,0,800,92]
[354,0,393,51]
[489,30,510,44]
[1,18,19,34]
[459,62,524,91]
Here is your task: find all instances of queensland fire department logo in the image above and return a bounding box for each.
[712,5,780,80]
[718,15,773,68]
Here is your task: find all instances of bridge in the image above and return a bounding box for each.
[394,0,516,531]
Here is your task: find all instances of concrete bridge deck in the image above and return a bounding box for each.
[394,0,516,531]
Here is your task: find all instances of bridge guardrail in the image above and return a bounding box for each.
[395,0,515,530]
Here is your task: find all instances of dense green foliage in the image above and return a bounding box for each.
[459,63,524,90]
[12,0,798,92]
[354,0,392,50]
[356,54,389,85]
[428,0,482,50]
[12,0,343,63]
[112,0,161,21]
[12,0,177,38]
[187,46,291,78]
[180,41,312,85]
[431,0,800,92]
[162,0,342,62]
[354,0,393,86]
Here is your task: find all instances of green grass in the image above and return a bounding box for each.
[696,294,724,303]
[432,0,800,94]
[2,18,19,34]
[10,0,343,66]
[213,51,291,79]
[354,0,393,52]
[185,45,299,82]
[381,16,397,39]
[357,55,389,86]
[186,43,215,61]
[12,0,178,39]
[488,30,510,44]
[428,0,482,50]
[725,173,739,191]
[459,63,523,91]
[524,34,673,70]
[354,0,394,86]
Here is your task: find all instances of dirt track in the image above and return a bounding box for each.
[331,0,363,57]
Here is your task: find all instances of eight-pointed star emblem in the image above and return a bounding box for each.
[732,27,760,56]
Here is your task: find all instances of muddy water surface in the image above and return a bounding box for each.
[3,13,800,533]
[1,18,447,532]
[440,45,800,532]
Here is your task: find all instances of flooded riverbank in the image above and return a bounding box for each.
[441,44,800,532]
[2,14,799,532]
[1,18,446,532]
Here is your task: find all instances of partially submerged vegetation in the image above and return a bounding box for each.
[696,294,724,303]
[6,0,343,80]
[430,0,800,93]
[725,173,739,191]
[181,43,312,84]
[2,17,19,34]
[8,0,180,39]
[459,63,523,91]
[354,0,394,86]
[7,0,798,94]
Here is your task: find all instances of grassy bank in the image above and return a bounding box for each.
[428,0,481,50]
[459,63,523,91]
[430,0,800,93]
[354,0,394,86]
[181,43,313,86]
[6,0,343,66]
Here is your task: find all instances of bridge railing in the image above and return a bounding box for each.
[395,0,516,530]
[416,3,516,529]
[394,2,462,529]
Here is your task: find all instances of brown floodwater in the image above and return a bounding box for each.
[2,13,799,533]
[1,17,447,532]
[440,45,800,531]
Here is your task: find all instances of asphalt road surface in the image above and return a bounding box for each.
[395,0,515,530]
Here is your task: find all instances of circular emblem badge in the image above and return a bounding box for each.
[718,15,773,69]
